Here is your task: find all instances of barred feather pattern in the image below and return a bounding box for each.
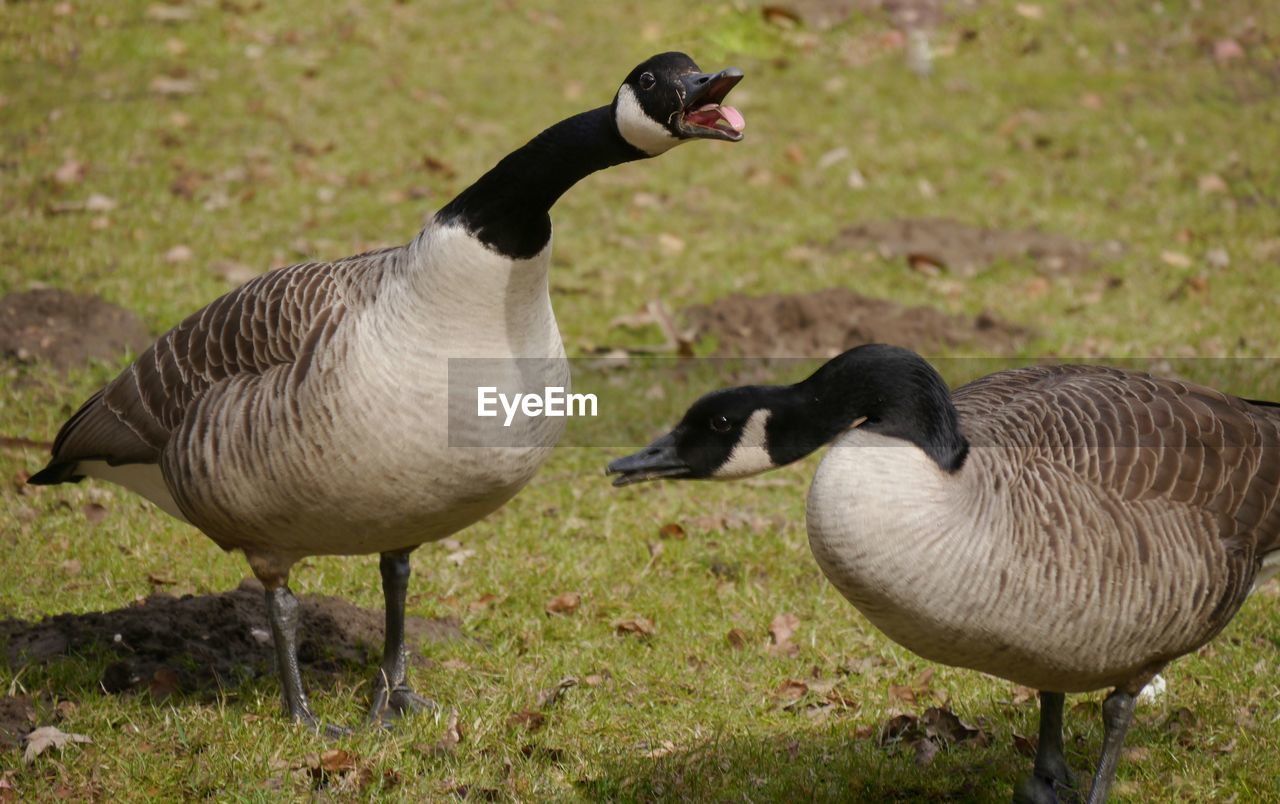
[806,365,1280,692]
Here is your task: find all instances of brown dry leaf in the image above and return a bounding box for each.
[148,667,181,699]
[420,154,457,178]
[211,260,258,285]
[318,749,358,773]
[761,5,801,27]
[165,245,193,264]
[726,628,748,650]
[767,613,800,656]
[52,159,86,186]
[1079,92,1103,110]
[912,737,939,767]
[22,726,91,764]
[536,677,578,709]
[80,502,108,523]
[888,685,917,705]
[658,522,686,540]
[469,593,500,612]
[60,559,82,576]
[445,548,475,566]
[1213,38,1245,64]
[1160,250,1193,269]
[1012,731,1037,757]
[146,4,195,22]
[1011,685,1037,705]
[150,76,199,96]
[656,233,685,256]
[507,709,546,732]
[1198,174,1228,195]
[615,617,656,638]
[913,668,935,690]
[921,706,987,745]
[878,713,919,746]
[417,708,463,756]
[1014,3,1044,19]
[641,740,677,759]
[582,673,607,687]
[545,591,581,616]
[85,193,117,212]
[906,252,946,276]
[774,679,809,703]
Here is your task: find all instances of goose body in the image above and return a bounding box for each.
[30,52,746,730]
[609,345,1280,802]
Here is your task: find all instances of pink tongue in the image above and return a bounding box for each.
[689,103,746,133]
[717,104,746,132]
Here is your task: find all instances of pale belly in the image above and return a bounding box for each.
[805,433,1237,692]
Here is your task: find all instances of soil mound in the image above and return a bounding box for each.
[0,579,462,698]
[0,288,149,369]
[833,217,1098,277]
[683,288,1027,358]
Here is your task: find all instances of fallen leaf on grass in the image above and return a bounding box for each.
[912,737,939,767]
[641,740,677,759]
[507,709,546,733]
[615,617,656,638]
[1010,684,1037,705]
[416,708,463,756]
[149,76,199,96]
[726,628,748,649]
[536,677,577,709]
[81,503,108,523]
[658,522,686,540]
[211,260,258,285]
[52,159,86,186]
[446,548,475,566]
[147,572,177,586]
[767,613,800,656]
[545,592,581,615]
[774,679,809,703]
[23,726,91,763]
[1160,250,1193,269]
[146,4,195,22]
[165,245,193,264]
[148,667,181,699]
[1012,731,1037,757]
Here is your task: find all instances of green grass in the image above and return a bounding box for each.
[3,0,1279,800]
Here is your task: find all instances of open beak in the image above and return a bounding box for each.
[606,432,692,486]
[675,68,746,142]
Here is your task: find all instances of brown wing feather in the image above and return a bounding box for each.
[955,365,1280,557]
[33,247,398,482]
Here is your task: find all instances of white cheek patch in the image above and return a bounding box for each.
[614,85,680,156]
[715,409,775,479]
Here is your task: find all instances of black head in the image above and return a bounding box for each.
[606,344,970,487]
[613,52,745,156]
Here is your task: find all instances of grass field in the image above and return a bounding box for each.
[3,0,1279,800]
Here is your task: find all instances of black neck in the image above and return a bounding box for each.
[435,105,645,259]
[769,346,970,473]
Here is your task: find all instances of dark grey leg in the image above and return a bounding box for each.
[1013,691,1079,803]
[1083,689,1137,804]
[264,585,348,737]
[366,550,435,727]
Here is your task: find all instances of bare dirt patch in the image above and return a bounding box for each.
[0,288,149,370]
[683,288,1027,358]
[832,217,1102,277]
[0,579,462,698]
[0,696,35,751]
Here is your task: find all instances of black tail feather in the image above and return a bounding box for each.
[27,461,82,486]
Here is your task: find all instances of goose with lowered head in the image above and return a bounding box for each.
[608,343,1280,803]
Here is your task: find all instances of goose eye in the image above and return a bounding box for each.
[638,72,656,90]
[710,415,731,433]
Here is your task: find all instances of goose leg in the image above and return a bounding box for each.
[263,585,349,737]
[1013,691,1079,803]
[366,550,435,727]
[1083,689,1136,804]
